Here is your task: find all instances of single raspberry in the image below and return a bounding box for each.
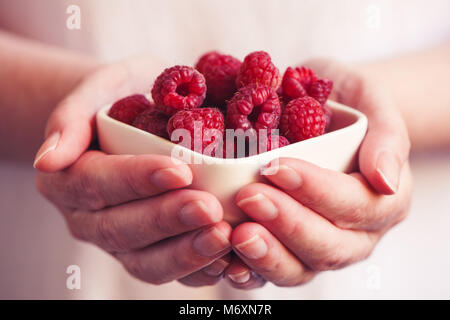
[196,51,220,71]
[151,65,206,116]
[281,66,317,101]
[108,94,151,124]
[280,97,326,142]
[323,103,333,132]
[236,51,281,90]
[132,107,170,139]
[226,84,281,134]
[167,108,225,154]
[281,66,333,105]
[195,51,241,109]
[308,79,333,105]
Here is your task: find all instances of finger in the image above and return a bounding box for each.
[36,151,192,210]
[357,91,411,194]
[66,189,223,252]
[236,183,378,271]
[262,158,395,230]
[116,221,232,285]
[229,222,315,287]
[32,101,92,172]
[224,255,266,290]
[178,255,231,287]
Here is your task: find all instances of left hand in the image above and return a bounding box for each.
[224,60,413,289]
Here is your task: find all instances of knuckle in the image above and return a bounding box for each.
[96,215,128,251]
[309,250,350,271]
[67,153,108,210]
[152,206,175,237]
[173,249,202,272]
[283,219,305,244]
[74,173,107,210]
[173,240,208,272]
[255,247,284,276]
[334,205,367,229]
[256,258,282,276]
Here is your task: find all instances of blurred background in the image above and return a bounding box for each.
[0,0,449,299]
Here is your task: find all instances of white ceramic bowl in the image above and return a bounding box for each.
[97,100,367,225]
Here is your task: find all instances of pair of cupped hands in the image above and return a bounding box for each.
[34,57,412,289]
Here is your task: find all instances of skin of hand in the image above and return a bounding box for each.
[34,57,233,286]
[224,60,413,289]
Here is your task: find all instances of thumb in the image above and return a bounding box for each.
[357,84,411,195]
[33,62,134,172]
[33,99,93,172]
[302,59,411,194]
[33,58,168,172]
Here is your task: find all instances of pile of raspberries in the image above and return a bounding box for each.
[108,51,333,158]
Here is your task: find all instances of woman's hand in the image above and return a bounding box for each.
[225,60,413,288]
[34,58,232,287]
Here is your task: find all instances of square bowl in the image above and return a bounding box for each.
[96,100,367,224]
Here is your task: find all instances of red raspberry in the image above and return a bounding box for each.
[280,97,326,142]
[196,51,221,71]
[281,66,333,105]
[151,65,206,116]
[308,79,333,105]
[236,51,281,90]
[195,51,241,109]
[132,107,170,139]
[108,94,151,124]
[226,84,281,133]
[281,66,317,101]
[167,108,225,154]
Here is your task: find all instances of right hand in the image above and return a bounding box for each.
[34,58,232,286]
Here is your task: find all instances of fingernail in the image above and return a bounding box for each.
[228,270,251,284]
[376,151,400,194]
[262,164,302,190]
[193,227,230,257]
[234,234,268,260]
[236,193,278,221]
[33,132,60,168]
[203,258,229,277]
[179,200,220,227]
[151,167,192,189]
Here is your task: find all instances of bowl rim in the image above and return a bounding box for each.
[97,100,368,164]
